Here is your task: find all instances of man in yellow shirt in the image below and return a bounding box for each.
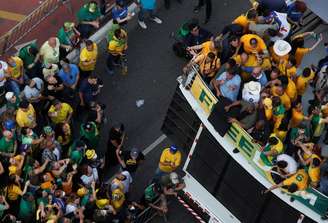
[264,169,309,194]
[16,100,36,128]
[107,28,128,75]
[48,100,73,124]
[79,40,98,78]
[296,67,315,97]
[240,34,268,56]
[186,39,220,58]
[155,146,181,179]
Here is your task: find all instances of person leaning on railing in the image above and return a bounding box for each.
[76,1,102,39]
[57,22,81,60]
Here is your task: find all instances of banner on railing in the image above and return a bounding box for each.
[227,123,328,218]
[189,73,218,116]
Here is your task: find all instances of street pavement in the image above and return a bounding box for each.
[93,0,250,222]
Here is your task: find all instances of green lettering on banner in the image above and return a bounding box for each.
[199,89,213,110]
[238,136,253,159]
[227,124,239,142]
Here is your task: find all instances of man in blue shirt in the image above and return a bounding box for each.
[211,67,241,102]
[112,0,134,25]
[58,63,80,90]
[79,74,103,107]
[287,1,306,24]
[137,0,162,29]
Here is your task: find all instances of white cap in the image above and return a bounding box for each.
[5,92,14,101]
[242,81,261,103]
[170,172,180,184]
[273,40,291,57]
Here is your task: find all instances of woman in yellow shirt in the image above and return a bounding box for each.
[6,175,30,210]
[6,56,24,86]
[290,102,310,128]
[291,32,323,67]
[296,67,315,96]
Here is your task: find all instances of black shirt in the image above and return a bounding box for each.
[43,74,64,99]
[122,150,145,173]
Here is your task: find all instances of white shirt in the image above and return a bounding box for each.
[121,171,132,193]
[270,11,291,42]
[276,154,297,174]
[23,77,44,100]
[40,38,60,65]
[0,61,8,87]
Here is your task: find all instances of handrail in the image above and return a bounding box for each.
[134,197,167,223]
[0,0,61,55]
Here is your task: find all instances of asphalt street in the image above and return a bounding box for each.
[93,0,250,222]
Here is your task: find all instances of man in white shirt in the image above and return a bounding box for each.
[23,77,44,103]
[39,37,61,65]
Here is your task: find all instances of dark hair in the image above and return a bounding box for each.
[268,136,279,145]
[268,28,279,37]
[278,117,289,131]
[287,183,298,193]
[88,74,98,80]
[114,28,122,38]
[271,66,280,75]
[85,40,93,46]
[28,47,39,56]
[277,160,288,168]
[21,127,29,135]
[302,67,311,77]
[227,58,237,68]
[207,52,216,60]
[295,1,307,13]
[19,100,30,109]
[291,37,305,55]
[277,75,288,88]
[250,38,258,45]
[272,96,281,107]
[228,35,238,43]
[312,158,321,167]
[247,9,257,20]
[227,67,237,75]
[288,56,297,67]
[188,23,199,31]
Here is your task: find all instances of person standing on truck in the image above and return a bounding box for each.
[155,145,181,180]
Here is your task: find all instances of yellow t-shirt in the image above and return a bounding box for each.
[194,54,221,78]
[308,154,321,184]
[270,134,284,154]
[240,34,267,54]
[296,70,314,96]
[112,188,125,210]
[158,148,182,173]
[233,15,249,31]
[16,104,36,128]
[200,41,216,56]
[48,103,73,124]
[285,78,297,102]
[6,185,23,201]
[107,30,127,56]
[274,130,287,142]
[79,43,98,71]
[7,57,23,79]
[272,86,291,111]
[295,48,310,67]
[96,198,110,209]
[283,169,309,191]
[291,108,304,128]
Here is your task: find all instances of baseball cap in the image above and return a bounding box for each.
[273,40,291,57]
[169,145,178,153]
[88,2,97,13]
[170,172,180,185]
[85,149,96,160]
[64,22,75,31]
[130,147,139,159]
[4,119,15,130]
[5,92,14,101]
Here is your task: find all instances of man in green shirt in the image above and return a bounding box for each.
[5,91,21,111]
[80,121,99,149]
[0,130,16,157]
[76,1,102,39]
[57,22,81,59]
[19,193,36,221]
[18,42,42,78]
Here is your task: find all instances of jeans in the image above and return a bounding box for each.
[6,80,21,96]
[138,8,156,22]
[106,53,120,71]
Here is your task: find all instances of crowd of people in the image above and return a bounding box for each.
[179,0,328,197]
[0,0,188,222]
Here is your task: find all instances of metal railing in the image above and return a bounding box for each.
[0,0,60,55]
[134,198,168,223]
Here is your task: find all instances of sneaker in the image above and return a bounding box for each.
[138,20,147,29]
[150,17,162,24]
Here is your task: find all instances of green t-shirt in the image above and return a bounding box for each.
[18,43,38,68]
[57,27,74,46]
[6,96,20,111]
[19,195,36,219]
[80,122,99,148]
[107,23,120,41]
[0,137,15,153]
[77,4,101,22]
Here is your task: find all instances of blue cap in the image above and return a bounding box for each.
[4,119,15,130]
[169,145,178,153]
